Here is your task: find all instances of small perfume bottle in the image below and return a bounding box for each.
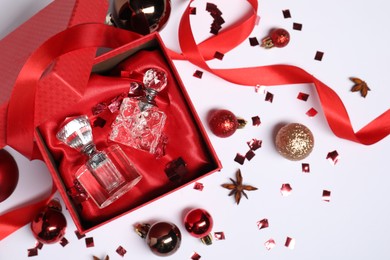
[110,68,168,157]
[57,115,142,208]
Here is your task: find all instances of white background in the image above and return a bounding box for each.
[1,0,390,259]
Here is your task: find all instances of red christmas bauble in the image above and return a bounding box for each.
[270,28,290,48]
[30,200,67,244]
[184,208,213,244]
[208,109,239,138]
[0,149,19,202]
[111,0,171,35]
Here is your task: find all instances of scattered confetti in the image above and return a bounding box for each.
[92,102,107,115]
[193,182,204,191]
[265,238,276,250]
[165,157,188,182]
[108,95,124,113]
[249,37,260,46]
[306,107,318,117]
[265,92,274,102]
[93,256,109,260]
[92,117,106,128]
[35,242,43,250]
[302,163,310,173]
[245,150,256,161]
[191,252,201,260]
[282,9,291,18]
[280,184,293,197]
[214,51,224,60]
[322,190,331,202]
[60,237,69,247]
[314,51,324,61]
[214,232,226,240]
[193,70,203,79]
[85,237,95,248]
[234,153,245,165]
[116,246,127,257]
[247,138,262,151]
[190,7,196,15]
[297,92,309,101]
[326,150,339,165]
[293,23,303,31]
[285,237,296,249]
[255,85,267,94]
[251,116,261,126]
[257,218,269,230]
[75,230,86,240]
[221,169,258,204]
[27,248,38,257]
[206,3,224,35]
[350,77,370,98]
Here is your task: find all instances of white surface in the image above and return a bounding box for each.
[1,0,390,259]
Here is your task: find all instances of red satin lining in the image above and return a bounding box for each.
[2,0,390,239]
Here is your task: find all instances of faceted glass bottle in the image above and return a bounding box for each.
[57,115,142,208]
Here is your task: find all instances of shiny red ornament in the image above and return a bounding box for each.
[111,0,171,35]
[30,200,67,244]
[262,28,290,48]
[0,149,19,202]
[135,221,181,256]
[208,109,239,138]
[184,208,213,245]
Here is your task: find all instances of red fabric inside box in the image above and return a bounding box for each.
[36,37,220,232]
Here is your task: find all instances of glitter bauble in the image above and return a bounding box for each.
[270,28,290,48]
[208,109,239,138]
[111,0,171,35]
[30,200,67,244]
[184,208,213,245]
[136,222,181,256]
[0,149,19,202]
[275,123,314,161]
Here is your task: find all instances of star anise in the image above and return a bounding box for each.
[350,77,370,97]
[221,169,258,204]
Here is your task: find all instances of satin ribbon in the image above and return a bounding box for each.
[2,0,390,240]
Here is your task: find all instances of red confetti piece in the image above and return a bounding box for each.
[85,237,95,248]
[193,70,203,78]
[193,182,204,191]
[265,92,274,102]
[281,183,293,197]
[190,7,196,15]
[285,237,296,249]
[214,51,224,60]
[92,102,107,115]
[234,153,245,165]
[245,150,256,161]
[315,51,324,61]
[326,150,339,165]
[92,117,106,128]
[116,246,127,257]
[293,23,303,31]
[251,116,261,126]
[282,9,291,18]
[60,237,69,247]
[191,252,201,260]
[214,232,225,240]
[165,157,188,182]
[108,96,123,113]
[264,238,276,250]
[75,230,86,239]
[255,85,267,94]
[35,242,43,250]
[302,163,310,173]
[249,37,259,46]
[306,107,318,117]
[247,138,262,151]
[297,92,309,101]
[257,218,269,229]
[27,248,38,257]
[322,190,331,202]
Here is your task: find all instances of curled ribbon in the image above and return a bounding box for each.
[2,0,390,240]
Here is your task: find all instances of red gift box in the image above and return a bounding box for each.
[0,0,108,151]
[34,32,222,234]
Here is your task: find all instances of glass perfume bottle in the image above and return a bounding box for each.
[110,68,168,157]
[57,115,142,208]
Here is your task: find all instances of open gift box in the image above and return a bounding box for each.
[34,32,222,234]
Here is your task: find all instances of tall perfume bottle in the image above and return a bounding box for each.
[110,68,168,157]
[57,115,142,208]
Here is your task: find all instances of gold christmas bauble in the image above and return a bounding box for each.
[275,123,314,161]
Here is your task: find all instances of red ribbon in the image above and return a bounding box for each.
[2,0,390,240]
